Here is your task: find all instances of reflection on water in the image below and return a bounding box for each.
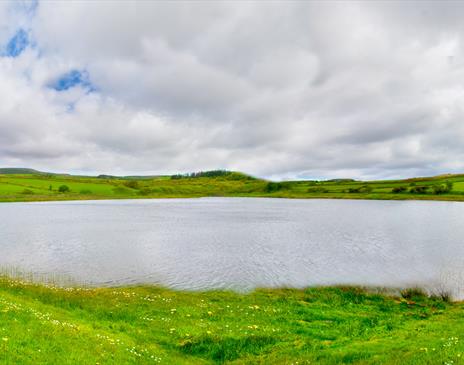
[0,198,463,298]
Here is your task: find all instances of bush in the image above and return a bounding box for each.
[112,187,130,194]
[392,186,407,193]
[265,182,291,193]
[58,185,70,193]
[359,185,372,193]
[409,186,428,194]
[431,289,452,303]
[307,187,329,193]
[21,189,34,195]
[401,288,428,300]
[79,189,93,194]
[431,181,453,195]
[124,180,139,189]
[446,181,453,191]
[347,185,372,193]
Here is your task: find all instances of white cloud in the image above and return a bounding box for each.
[0,0,464,179]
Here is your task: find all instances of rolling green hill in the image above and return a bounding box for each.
[1,168,464,202]
[0,168,47,175]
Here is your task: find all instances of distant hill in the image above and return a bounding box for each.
[97,174,168,180]
[0,168,46,175]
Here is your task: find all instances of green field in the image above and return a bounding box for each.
[2,169,464,364]
[0,277,463,364]
[1,169,464,203]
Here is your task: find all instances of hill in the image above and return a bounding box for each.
[1,168,464,202]
[0,168,46,175]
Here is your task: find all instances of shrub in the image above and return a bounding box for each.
[409,186,428,194]
[431,181,453,195]
[431,289,452,303]
[265,182,291,193]
[307,187,329,193]
[21,189,34,195]
[137,188,152,196]
[58,185,70,193]
[266,182,280,192]
[124,180,139,189]
[446,181,453,191]
[347,185,372,193]
[358,185,372,193]
[112,187,130,194]
[401,288,427,300]
[79,189,93,194]
[392,186,407,193]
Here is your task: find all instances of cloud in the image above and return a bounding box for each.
[0,0,463,179]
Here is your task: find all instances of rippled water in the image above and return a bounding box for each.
[1,198,463,296]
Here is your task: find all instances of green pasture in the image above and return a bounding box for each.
[1,278,463,364]
[1,170,464,202]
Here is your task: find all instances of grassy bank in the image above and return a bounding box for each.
[2,170,464,203]
[0,278,463,364]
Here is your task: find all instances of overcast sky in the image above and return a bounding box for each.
[1,1,464,180]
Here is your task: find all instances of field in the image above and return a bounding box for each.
[0,277,463,364]
[2,170,464,364]
[1,170,464,203]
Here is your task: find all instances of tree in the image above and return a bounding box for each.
[58,185,70,193]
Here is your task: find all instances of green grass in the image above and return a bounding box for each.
[2,170,464,363]
[2,170,464,203]
[0,278,463,364]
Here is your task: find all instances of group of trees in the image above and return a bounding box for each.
[171,170,232,180]
[392,181,453,195]
[265,182,291,193]
[346,186,372,194]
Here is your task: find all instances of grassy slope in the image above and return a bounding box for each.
[0,278,463,364]
[1,171,464,203]
[2,171,464,364]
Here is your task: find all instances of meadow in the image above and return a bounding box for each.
[1,169,464,203]
[2,169,464,364]
[1,277,463,364]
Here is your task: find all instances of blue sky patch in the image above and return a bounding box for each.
[5,29,29,57]
[50,70,96,92]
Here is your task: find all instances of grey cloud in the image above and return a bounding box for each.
[0,1,463,179]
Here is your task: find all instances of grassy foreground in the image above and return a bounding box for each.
[0,278,463,364]
[2,169,464,203]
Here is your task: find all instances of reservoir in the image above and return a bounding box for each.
[1,198,463,297]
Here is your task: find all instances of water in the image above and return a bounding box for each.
[1,198,463,297]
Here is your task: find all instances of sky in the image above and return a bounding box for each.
[0,0,464,180]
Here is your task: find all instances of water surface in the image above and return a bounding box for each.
[1,198,463,297]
